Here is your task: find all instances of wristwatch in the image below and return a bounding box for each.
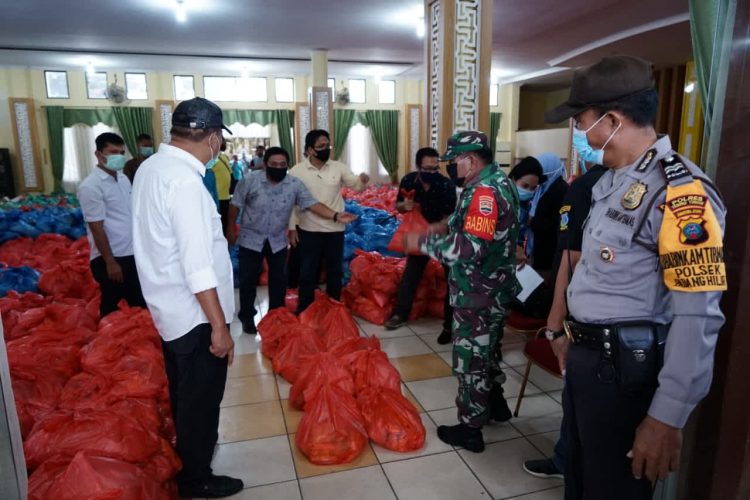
[544,328,565,341]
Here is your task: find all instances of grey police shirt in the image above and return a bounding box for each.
[567,135,726,429]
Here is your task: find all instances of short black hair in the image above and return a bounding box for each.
[169,126,221,143]
[509,156,545,182]
[416,147,439,168]
[95,132,124,152]
[264,146,290,165]
[136,133,152,143]
[591,87,659,127]
[305,129,330,151]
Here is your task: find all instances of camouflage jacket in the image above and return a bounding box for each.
[420,162,520,309]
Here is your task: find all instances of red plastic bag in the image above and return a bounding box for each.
[38,259,99,300]
[23,409,161,469]
[328,336,379,358]
[10,367,66,438]
[272,324,324,383]
[142,436,182,483]
[299,291,332,331]
[257,307,299,359]
[295,384,368,465]
[343,290,391,326]
[28,456,69,500]
[357,386,426,452]
[51,452,166,500]
[289,352,355,410]
[341,344,401,393]
[388,209,430,255]
[319,300,360,349]
[0,237,35,267]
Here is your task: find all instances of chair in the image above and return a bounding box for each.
[513,329,563,417]
[505,309,547,336]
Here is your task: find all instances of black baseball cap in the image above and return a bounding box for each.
[172,97,232,134]
[544,55,655,123]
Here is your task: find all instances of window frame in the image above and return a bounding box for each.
[490,83,499,107]
[85,71,108,100]
[348,78,366,104]
[124,72,148,100]
[173,75,195,101]
[203,75,268,102]
[377,79,396,104]
[44,70,70,99]
[274,77,295,103]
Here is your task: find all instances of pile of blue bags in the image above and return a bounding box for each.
[343,201,400,281]
[0,266,40,297]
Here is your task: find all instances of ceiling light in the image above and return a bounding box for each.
[416,17,425,38]
[86,61,96,76]
[684,81,696,94]
[175,0,187,23]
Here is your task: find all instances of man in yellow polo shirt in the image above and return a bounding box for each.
[215,139,233,236]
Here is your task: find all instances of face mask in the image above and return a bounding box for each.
[446,162,465,187]
[205,135,219,170]
[315,147,331,163]
[105,154,127,171]
[516,185,535,202]
[572,113,621,166]
[139,147,154,158]
[419,171,441,184]
[266,167,287,183]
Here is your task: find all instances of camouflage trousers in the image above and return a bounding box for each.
[452,303,507,428]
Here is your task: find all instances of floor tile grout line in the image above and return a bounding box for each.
[500,484,566,500]
[453,447,497,499]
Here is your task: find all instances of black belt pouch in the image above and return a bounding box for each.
[610,322,668,393]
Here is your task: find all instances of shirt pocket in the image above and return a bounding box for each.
[585,224,634,289]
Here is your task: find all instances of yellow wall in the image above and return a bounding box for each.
[519,87,569,131]
[0,66,423,192]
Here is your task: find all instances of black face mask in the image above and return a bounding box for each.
[266,167,287,183]
[418,171,441,184]
[446,163,464,187]
[315,147,331,163]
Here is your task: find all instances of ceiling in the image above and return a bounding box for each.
[0,0,691,85]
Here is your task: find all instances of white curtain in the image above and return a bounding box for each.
[340,123,390,183]
[62,123,124,193]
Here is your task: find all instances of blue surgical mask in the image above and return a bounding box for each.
[205,135,220,170]
[516,185,535,202]
[139,146,154,158]
[572,113,621,166]
[105,154,127,171]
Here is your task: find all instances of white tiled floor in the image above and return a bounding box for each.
[207,287,566,500]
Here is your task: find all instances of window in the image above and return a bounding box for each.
[45,71,69,99]
[341,123,389,181]
[275,78,294,102]
[174,75,195,100]
[378,80,395,104]
[349,79,366,104]
[125,73,148,100]
[490,84,499,107]
[85,72,107,99]
[328,77,336,102]
[204,76,267,102]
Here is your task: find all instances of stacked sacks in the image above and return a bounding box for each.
[342,202,400,282]
[343,250,448,325]
[258,292,425,465]
[0,197,86,243]
[342,184,399,217]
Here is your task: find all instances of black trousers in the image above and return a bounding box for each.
[238,241,288,326]
[297,229,344,312]
[162,323,228,487]
[219,199,230,237]
[563,344,655,500]
[90,255,146,318]
[393,255,452,332]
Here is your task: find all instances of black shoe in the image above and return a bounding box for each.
[178,474,244,498]
[489,385,513,422]
[437,423,485,452]
[437,328,452,345]
[242,320,257,335]
[523,458,564,479]
[384,314,407,330]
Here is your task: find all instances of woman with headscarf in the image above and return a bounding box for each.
[508,157,546,267]
[529,153,569,278]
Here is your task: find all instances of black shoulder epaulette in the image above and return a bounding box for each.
[659,154,693,186]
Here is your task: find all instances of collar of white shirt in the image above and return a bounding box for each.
[159,143,207,178]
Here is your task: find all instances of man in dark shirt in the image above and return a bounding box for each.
[523,163,606,479]
[385,147,457,343]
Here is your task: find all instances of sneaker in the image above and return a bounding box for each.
[436,423,485,453]
[242,320,257,335]
[523,458,564,479]
[437,328,452,345]
[489,385,513,422]
[178,474,244,498]
[384,314,407,330]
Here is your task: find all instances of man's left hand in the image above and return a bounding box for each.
[629,415,682,482]
[359,173,370,185]
[403,233,423,254]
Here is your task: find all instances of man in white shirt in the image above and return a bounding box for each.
[288,129,369,312]
[77,132,146,318]
[131,97,242,498]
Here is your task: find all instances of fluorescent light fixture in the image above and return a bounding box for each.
[175,0,186,23]
[684,81,695,94]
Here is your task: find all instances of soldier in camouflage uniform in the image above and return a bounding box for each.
[404,131,520,452]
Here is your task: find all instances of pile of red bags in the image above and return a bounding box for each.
[1,290,179,499]
[342,184,399,217]
[343,250,447,325]
[258,292,425,465]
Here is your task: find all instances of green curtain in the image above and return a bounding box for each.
[689,0,737,176]
[333,109,357,160]
[362,110,399,182]
[112,107,153,157]
[489,112,502,157]
[274,110,295,160]
[222,109,276,126]
[46,106,65,193]
[62,108,116,127]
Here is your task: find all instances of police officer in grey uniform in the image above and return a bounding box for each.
[544,56,727,499]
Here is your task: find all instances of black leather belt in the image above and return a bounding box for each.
[564,321,615,357]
